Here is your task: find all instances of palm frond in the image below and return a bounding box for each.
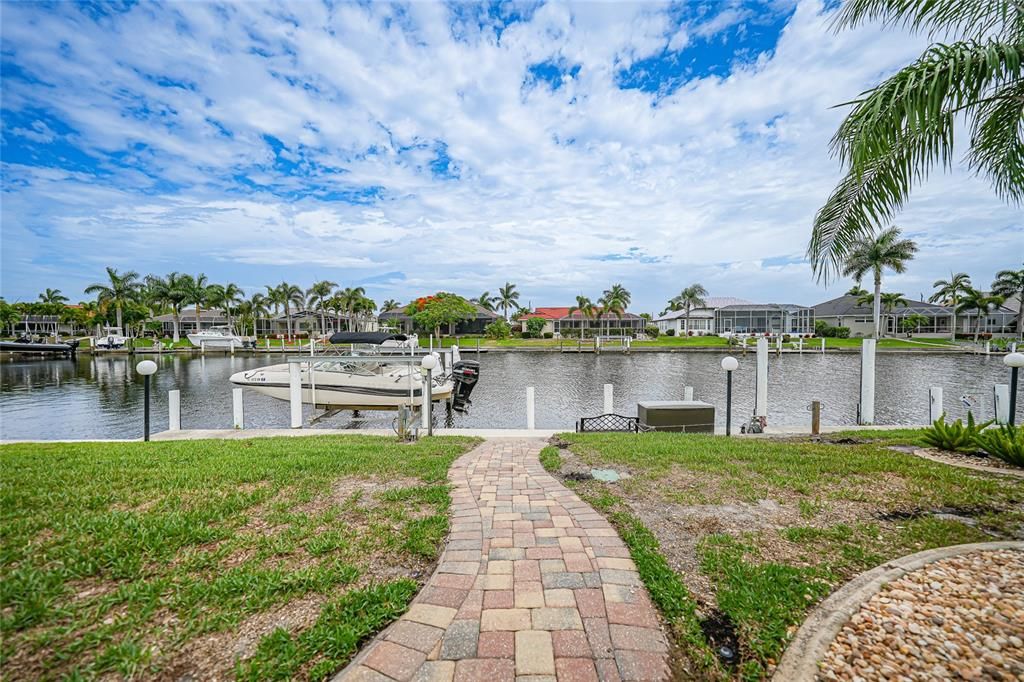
[966,81,1024,202]
[832,0,1024,42]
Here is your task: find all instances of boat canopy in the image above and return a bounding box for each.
[328,331,408,345]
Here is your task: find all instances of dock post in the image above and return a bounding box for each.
[684,386,694,401]
[821,338,826,354]
[201,340,206,355]
[230,340,235,355]
[985,340,991,355]
[755,338,769,420]
[232,388,244,429]
[289,362,302,428]
[603,384,613,414]
[811,400,820,435]
[526,387,535,430]
[858,338,876,425]
[168,390,181,431]
[477,338,480,357]
[928,387,943,424]
[994,384,1010,424]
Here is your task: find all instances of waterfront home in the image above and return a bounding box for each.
[379,303,498,335]
[653,296,751,336]
[812,294,1019,337]
[714,303,815,335]
[517,307,645,336]
[812,295,952,337]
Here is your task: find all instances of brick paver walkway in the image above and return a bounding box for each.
[338,438,669,682]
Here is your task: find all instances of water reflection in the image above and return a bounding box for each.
[1,351,1020,440]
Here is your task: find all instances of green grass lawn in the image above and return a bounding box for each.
[0,436,478,681]
[543,432,1023,680]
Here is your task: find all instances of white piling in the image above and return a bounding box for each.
[289,362,303,428]
[232,388,244,429]
[859,338,877,425]
[994,384,1010,424]
[603,383,613,414]
[684,386,694,401]
[201,340,206,355]
[755,338,769,418]
[526,387,536,430]
[266,338,270,350]
[168,389,181,431]
[928,387,943,424]
[985,340,991,355]
[821,338,826,354]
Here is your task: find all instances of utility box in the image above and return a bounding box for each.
[638,401,715,433]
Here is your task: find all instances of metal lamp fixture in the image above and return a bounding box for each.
[136,360,158,441]
[721,356,738,436]
[420,354,438,436]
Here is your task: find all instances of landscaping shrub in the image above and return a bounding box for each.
[484,319,510,340]
[814,321,851,338]
[521,331,533,339]
[542,331,553,339]
[922,413,993,453]
[526,317,546,336]
[975,424,1024,466]
[645,325,660,338]
[665,329,675,336]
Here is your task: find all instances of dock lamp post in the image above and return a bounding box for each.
[721,356,738,436]
[136,360,158,441]
[1005,352,1024,427]
[420,353,438,436]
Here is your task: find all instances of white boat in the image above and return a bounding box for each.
[94,327,128,349]
[187,326,244,349]
[229,332,479,410]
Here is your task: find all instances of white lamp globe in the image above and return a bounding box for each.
[1004,352,1024,369]
[136,360,158,376]
[721,356,739,372]
[420,354,438,371]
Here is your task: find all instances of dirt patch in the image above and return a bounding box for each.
[903,446,1024,473]
[156,594,327,681]
[290,476,423,517]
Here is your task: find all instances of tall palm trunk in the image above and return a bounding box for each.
[115,304,124,331]
[872,271,882,339]
[284,301,291,340]
[950,298,957,341]
[172,311,181,342]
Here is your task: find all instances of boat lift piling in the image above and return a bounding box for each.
[168,390,181,431]
[858,339,877,425]
[603,384,613,414]
[755,338,768,421]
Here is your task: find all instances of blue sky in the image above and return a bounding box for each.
[1,0,1020,313]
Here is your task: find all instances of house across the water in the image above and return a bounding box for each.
[518,307,646,336]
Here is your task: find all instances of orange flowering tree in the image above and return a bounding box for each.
[405,292,476,337]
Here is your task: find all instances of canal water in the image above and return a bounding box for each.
[1,352,1020,440]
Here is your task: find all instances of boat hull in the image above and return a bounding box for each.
[230,366,453,408]
[0,341,76,355]
[187,334,243,348]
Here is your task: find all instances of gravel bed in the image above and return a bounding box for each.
[818,549,1024,681]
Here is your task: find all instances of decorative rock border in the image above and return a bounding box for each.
[909,448,1024,478]
[772,542,1024,681]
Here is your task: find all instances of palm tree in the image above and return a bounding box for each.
[474,291,497,312]
[351,295,376,332]
[179,273,210,334]
[380,299,400,314]
[243,290,268,335]
[667,283,708,336]
[991,265,1024,335]
[599,284,631,335]
[809,0,1023,279]
[335,286,367,331]
[272,282,304,339]
[496,282,520,321]
[219,283,243,331]
[84,267,141,331]
[929,272,973,340]
[845,285,868,297]
[38,288,68,305]
[568,295,596,338]
[306,280,338,334]
[880,292,909,335]
[840,226,918,338]
[958,288,1005,342]
[145,272,189,341]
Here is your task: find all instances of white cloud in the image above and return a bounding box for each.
[1,0,1020,314]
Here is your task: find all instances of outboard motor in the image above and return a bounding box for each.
[450,360,480,413]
